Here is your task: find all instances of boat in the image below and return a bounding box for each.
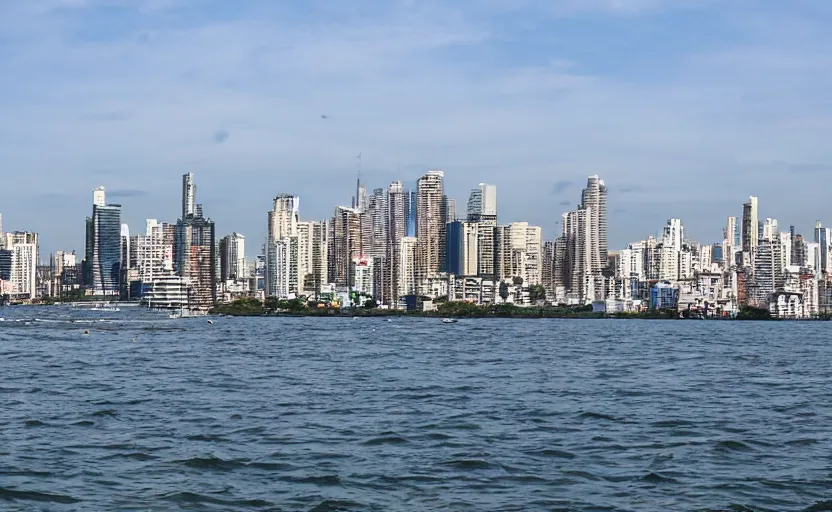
[88,306,120,312]
[441,318,458,324]
[169,307,207,319]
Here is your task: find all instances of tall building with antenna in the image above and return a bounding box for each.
[174,173,216,308]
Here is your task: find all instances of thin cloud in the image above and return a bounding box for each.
[214,130,230,144]
[552,180,576,194]
[108,188,149,198]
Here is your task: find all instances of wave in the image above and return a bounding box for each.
[577,411,620,422]
[308,499,364,512]
[160,491,273,508]
[176,455,241,470]
[714,440,754,452]
[0,488,81,504]
[362,434,409,446]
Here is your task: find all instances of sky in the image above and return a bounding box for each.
[2,0,832,256]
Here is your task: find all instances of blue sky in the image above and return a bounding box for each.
[2,0,831,255]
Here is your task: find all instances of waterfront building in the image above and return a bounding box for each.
[384,181,407,305]
[352,257,375,299]
[219,232,246,282]
[446,221,479,276]
[265,238,291,298]
[2,231,38,299]
[328,206,362,288]
[398,236,417,298]
[741,195,759,263]
[84,187,122,296]
[415,170,445,281]
[174,174,217,309]
[265,194,299,297]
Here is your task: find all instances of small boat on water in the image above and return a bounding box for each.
[88,307,120,312]
[441,318,458,324]
[169,307,207,319]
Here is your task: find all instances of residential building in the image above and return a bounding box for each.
[415,170,444,281]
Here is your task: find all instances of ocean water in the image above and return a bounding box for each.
[1,306,831,511]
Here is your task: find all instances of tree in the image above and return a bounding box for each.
[512,276,524,286]
[364,298,378,309]
[264,296,280,312]
[499,281,509,302]
[529,284,546,303]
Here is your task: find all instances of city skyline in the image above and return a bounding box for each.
[2,1,831,254]
[1,172,831,263]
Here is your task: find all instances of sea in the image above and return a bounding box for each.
[1,305,830,511]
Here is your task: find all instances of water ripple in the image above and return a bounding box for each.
[1,307,831,511]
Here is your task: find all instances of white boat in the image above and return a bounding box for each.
[169,307,207,319]
[88,307,120,312]
[441,318,458,324]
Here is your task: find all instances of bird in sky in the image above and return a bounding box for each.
[321,114,330,119]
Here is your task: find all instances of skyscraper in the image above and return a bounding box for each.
[3,231,38,299]
[175,174,216,308]
[219,232,246,281]
[405,188,417,237]
[580,175,608,270]
[182,172,196,220]
[466,183,497,222]
[742,195,759,257]
[415,170,444,281]
[85,187,122,296]
[296,220,328,296]
[265,195,300,297]
[446,221,479,276]
[384,181,406,305]
[328,206,362,288]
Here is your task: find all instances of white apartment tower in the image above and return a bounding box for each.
[385,181,407,304]
[266,194,300,297]
[581,175,608,269]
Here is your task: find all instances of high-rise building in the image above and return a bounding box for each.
[741,195,759,258]
[446,221,479,276]
[384,181,407,305]
[493,222,542,285]
[175,174,217,308]
[2,231,38,299]
[399,236,417,297]
[466,183,497,222]
[182,172,196,220]
[524,225,543,285]
[0,248,12,282]
[581,175,608,271]
[792,233,807,268]
[120,224,132,270]
[405,189,417,237]
[266,238,291,298]
[415,170,444,281]
[137,219,173,285]
[562,207,594,303]
[814,221,830,273]
[85,187,122,296]
[298,220,328,297]
[219,233,246,281]
[368,188,388,260]
[265,195,300,297]
[466,184,497,278]
[328,206,362,288]
[554,176,608,303]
